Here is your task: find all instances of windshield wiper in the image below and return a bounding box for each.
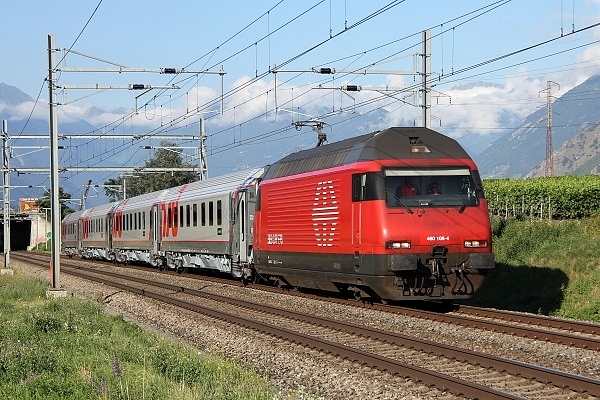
[386,189,413,214]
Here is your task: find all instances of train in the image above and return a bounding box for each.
[62,127,495,302]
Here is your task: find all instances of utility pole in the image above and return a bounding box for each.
[199,118,208,180]
[80,180,92,211]
[540,81,560,177]
[1,120,12,274]
[307,29,434,129]
[47,34,65,297]
[421,29,432,129]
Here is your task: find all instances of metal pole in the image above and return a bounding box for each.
[199,118,207,180]
[2,120,10,268]
[48,34,61,289]
[421,30,431,129]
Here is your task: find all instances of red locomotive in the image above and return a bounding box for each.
[253,127,494,301]
[62,127,494,302]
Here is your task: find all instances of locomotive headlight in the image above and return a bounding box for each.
[464,240,488,248]
[386,240,411,249]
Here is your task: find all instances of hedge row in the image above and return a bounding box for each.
[483,175,600,219]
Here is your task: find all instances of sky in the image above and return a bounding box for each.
[2,0,600,205]
[3,0,600,129]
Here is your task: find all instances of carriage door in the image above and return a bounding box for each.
[151,204,161,254]
[107,213,113,251]
[77,219,83,253]
[237,191,249,263]
[352,174,367,270]
[351,174,365,249]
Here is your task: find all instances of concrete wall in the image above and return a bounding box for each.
[28,213,51,250]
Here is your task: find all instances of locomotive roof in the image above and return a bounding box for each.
[262,127,471,180]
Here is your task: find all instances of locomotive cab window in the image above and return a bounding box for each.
[352,172,383,202]
[384,168,481,208]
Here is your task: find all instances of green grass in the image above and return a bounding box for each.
[464,215,600,322]
[0,272,317,400]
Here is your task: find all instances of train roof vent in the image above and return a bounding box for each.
[270,148,351,178]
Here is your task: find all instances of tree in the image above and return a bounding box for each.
[103,141,200,200]
[36,187,75,220]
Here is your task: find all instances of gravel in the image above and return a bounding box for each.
[11,259,600,400]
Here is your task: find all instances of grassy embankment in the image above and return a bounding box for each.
[0,271,315,400]
[463,215,600,323]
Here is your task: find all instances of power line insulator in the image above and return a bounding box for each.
[318,67,335,74]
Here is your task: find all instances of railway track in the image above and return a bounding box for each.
[12,252,600,400]
[103,257,600,350]
[20,252,600,350]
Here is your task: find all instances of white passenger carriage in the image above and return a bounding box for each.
[110,191,162,265]
[61,209,85,257]
[154,168,263,277]
[80,202,120,260]
[63,169,264,278]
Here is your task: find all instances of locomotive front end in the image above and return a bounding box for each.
[377,166,495,300]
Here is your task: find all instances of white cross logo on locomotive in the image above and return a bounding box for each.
[312,180,339,247]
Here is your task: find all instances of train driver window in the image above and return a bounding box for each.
[384,168,479,208]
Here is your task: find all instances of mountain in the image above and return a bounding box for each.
[526,123,600,177]
[474,75,600,178]
[0,82,100,208]
[0,82,34,105]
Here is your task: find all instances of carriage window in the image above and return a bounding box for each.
[186,204,191,227]
[216,200,222,226]
[384,168,480,208]
[201,202,206,226]
[192,204,197,227]
[209,201,214,226]
[143,211,146,230]
[168,208,173,228]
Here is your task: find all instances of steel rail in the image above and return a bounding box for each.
[389,305,600,351]
[457,304,600,336]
